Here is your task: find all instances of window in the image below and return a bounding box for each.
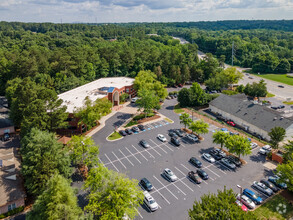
[131,88,133,91]
[8,203,16,211]
[126,88,129,93]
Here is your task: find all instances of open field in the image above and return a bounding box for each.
[253,74,293,86]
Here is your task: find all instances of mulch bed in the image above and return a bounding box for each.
[280,190,293,206]
[137,114,160,124]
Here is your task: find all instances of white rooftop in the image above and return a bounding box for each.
[58,77,134,113]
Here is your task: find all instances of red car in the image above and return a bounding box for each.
[235,200,248,212]
[178,84,183,87]
[227,121,235,127]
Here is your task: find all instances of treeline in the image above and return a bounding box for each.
[0,22,205,96]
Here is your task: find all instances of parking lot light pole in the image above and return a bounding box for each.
[237,184,242,195]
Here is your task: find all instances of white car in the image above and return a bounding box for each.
[259,145,272,155]
[157,134,167,142]
[202,153,215,163]
[131,97,139,103]
[250,142,258,149]
[237,194,256,209]
[252,181,274,196]
[143,191,158,211]
[163,168,178,182]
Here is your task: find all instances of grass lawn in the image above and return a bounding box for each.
[108,131,122,140]
[164,117,173,123]
[253,73,293,86]
[125,120,138,128]
[267,92,275,97]
[283,101,293,105]
[174,104,184,114]
[254,194,293,220]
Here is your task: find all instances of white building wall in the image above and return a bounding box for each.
[210,105,270,140]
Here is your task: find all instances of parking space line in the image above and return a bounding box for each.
[148,124,154,129]
[119,149,134,166]
[204,166,220,178]
[125,147,141,164]
[149,145,162,156]
[134,208,143,219]
[149,139,168,154]
[112,152,127,169]
[213,163,227,174]
[174,167,194,192]
[153,175,179,200]
[98,157,105,167]
[132,145,149,161]
[161,142,174,152]
[153,186,170,205]
[171,182,186,196]
[104,154,119,172]
[180,142,186,148]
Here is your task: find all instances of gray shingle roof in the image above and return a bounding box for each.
[209,94,293,132]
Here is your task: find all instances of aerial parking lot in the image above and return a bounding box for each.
[93,99,276,220]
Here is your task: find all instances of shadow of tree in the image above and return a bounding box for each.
[249,154,267,163]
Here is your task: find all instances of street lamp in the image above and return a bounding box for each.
[237,184,243,195]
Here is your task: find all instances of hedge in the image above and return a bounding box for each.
[0,206,24,219]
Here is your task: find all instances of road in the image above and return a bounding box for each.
[174,36,293,101]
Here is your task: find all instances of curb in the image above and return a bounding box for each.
[106,132,124,142]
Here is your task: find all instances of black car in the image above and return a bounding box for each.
[119,130,127,136]
[271,106,279,110]
[209,149,222,161]
[138,124,146,131]
[188,171,202,184]
[169,131,178,139]
[140,140,150,148]
[189,157,202,168]
[278,105,285,109]
[260,179,279,192]
[174,129,184,137]
[125,128,133,135]
[132,126,139,133]
[140,178,154,191]
[278,85,285,88]
[226,155,242,167]
[171,137,180,146]
[197,169,209,180]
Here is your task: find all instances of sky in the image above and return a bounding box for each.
[0,0,292,23]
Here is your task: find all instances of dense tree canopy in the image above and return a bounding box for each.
[20,128,72,197]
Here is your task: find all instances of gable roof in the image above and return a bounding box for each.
[209,94,293,132]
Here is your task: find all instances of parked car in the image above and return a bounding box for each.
[197,169,209,180]
[138,124,146,131]
[252,181,274,196]
[188,171,202,184]
[227,121,236,126]
[189,157,202,168]
[140,140,150,148]
[278,105,285,109]
[248,76,254,79]
[259,145,272,155]
[3,133,10,142]
[140,178,154,191]
[237,194,256,209]
[226,155,242,167]
[260,179,279,192]
[143,191,158,211]
[202,153,215,163]
[220,128,229,133]
[119,130,127,136]
[271,106,279,110]
[250,142,258,149]
[209,149,222,161]
[268,175,287,189]
[174,129,184,137]
[235,200,248,212]
[173,93,178,98]
[168,131,178,139]
[220,158,236,170]
[163,168,178,182]
[186,134,199,142]
[132,126,139,133]
[243,188,262,204]
[125,128,133,135]
[131,97,139,103]
[157,134,167,142]
[214,148,226,158]
[278,85,285,88]
[166,96,171,100]
[170,95,175,99]
[171,137,180,146]
[178,84,183,87]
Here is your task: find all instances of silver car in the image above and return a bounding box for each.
[220,158,236,170]
[157,134,167,142]
[143,191,158,211]
[237,194,256,209]
[163,168,178,182]
[252,181,274,196]
[202,153,215,163]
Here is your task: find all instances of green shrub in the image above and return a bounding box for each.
[125,120,138,127]
[133,113,155,121]
[222,90,238,95]
[0,206,24,218]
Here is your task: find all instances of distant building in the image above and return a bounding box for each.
[0,97,15,139]
[57,77,135,136]
[209,94,293,141]
[0,148,26,215]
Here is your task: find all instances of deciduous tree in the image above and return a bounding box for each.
[225,135,251,159]
[269,127,286,149]
[179,113,192,129]
[213,131,229,150]
[189,120,209,138]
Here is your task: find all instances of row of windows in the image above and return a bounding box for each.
[8,203,16,211]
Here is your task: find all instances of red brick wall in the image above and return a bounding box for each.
[0,198,25,215]
[272,151,283,164]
